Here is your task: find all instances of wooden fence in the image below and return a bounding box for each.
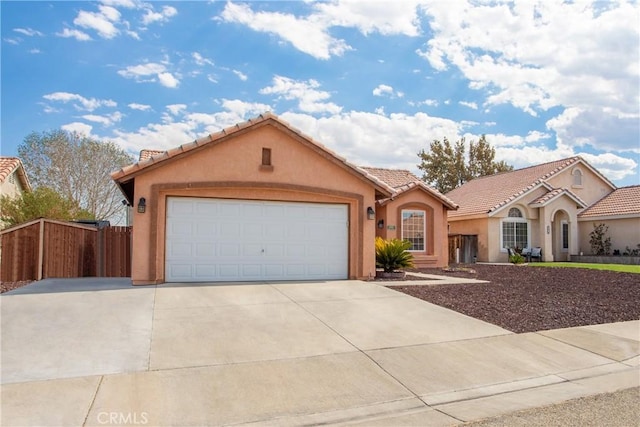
[0,219,131,282]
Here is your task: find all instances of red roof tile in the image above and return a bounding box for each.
[579,185,640,218]
[363,167,458,209]
[446,157,612,218]
[0,157,31,191]
[138,149,165,162]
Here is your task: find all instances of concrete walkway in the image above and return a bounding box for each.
[1,278,638,426]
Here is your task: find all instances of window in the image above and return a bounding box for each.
[401,210,425,251]
[572,169,582,186]
[562,221,569,251]
[501,207,528,250]
[262,148,272,166]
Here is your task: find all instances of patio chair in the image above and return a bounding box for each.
[530,247,542,262]
[522,247,531,262]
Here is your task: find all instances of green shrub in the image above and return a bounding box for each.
[375,237,415,272]
[509,252,526,264]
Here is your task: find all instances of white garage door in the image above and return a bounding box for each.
[165,197,349,282]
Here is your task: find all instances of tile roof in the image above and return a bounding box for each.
[138,149,165,162]
[0,157,31,191]
[360,167,420,188]
[446,156,603,218]
[579,185,640,218]
[112,112,394,198]
[529,188,587,208]
[363,167,458,210]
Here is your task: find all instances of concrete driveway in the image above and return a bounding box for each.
[1,278,638,426]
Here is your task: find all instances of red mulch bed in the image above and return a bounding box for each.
[390,264,640,333]
[1,281,33,293]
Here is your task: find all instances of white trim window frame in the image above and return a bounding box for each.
[500,208,530,251]
[401,209,426,252]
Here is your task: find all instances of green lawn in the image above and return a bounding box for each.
[530,262,640,274]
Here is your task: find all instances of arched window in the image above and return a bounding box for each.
[502,207,528,250]
[572,169,583,186]
[508,207,523,218]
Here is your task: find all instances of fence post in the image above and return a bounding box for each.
[37,219,45,280]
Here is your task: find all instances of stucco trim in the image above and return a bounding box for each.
[146,181,366,283]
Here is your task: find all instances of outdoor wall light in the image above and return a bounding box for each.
[137,197,146,214]
[367,206,375,220]
[377,219,384,229]
[546,225,550,234]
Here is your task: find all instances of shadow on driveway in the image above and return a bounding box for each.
[1,278,141,295]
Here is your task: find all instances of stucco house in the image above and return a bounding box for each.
[0,157,31,199]
[112,112,457,285]
[446,156,639,263]
[577,185,640,255]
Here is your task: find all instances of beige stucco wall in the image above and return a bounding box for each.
[375,187,451,268]
[0,170,25,199]
[578,217,640,255]
[546,164,614,206]
[128,124,379,284]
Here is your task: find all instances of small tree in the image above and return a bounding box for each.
[417,135,513,194]
[0,187,93,229]
[589,223,611,255]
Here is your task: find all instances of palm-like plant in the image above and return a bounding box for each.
[375,237,415,273]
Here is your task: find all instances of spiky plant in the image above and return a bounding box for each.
[375,237,415,273]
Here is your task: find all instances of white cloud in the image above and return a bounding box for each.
[220,2,351,60]
[128,103,151,111]
[74,8,120,39]
[459,101,478,110]
[547,107,640,153]
[118,62,180,87]
[81,111,123,126]
[220,1,424,59]
[62,122,94,135]
[158,72,179,88]
[43,92,117,111]
[233,70,248,81]
[118,62,165,77]
[372,84,393,97]
[14,27,44,37]
[312,0,423,36]
[3,38,20,45]
[100,0,139,8]
[192,52,214,67]
[166,104,187,115]
[260,75,341,114]
[56,28,92,41]
[418,0,639,154]
[29,48,42,54]
[142,5,178,25]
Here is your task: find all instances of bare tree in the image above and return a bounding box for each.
[18,130,134,222]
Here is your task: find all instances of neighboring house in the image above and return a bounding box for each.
[112,112,456,285]
[578,185,640,255]
[445,156,639,263]
[0,157,31,199]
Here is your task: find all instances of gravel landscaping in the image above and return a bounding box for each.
[391,264,640,333]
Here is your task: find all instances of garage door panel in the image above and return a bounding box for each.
[166,198,348,282]
[195,243,215,257]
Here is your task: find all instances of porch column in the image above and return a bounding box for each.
[539,206,554,262]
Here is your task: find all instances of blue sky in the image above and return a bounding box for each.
[2,0,639,187]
